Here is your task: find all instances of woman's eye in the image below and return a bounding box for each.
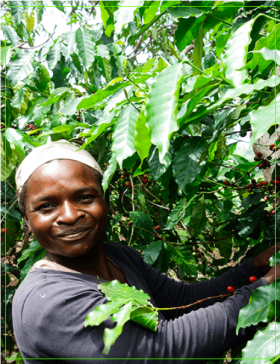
[79,195,95,203]
[39,203,54,210]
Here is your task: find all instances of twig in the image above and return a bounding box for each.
[209,161,247,173]
[1,198,18,223]
[182,42,195,55]
[121,188,129,213]
[127,33,145,57]
[168,293,232,310]
[18,25,57,50]
[128,176,135,247]
[146,199,170,211]
[224,129,251,137]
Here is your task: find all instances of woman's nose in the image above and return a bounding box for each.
[56,201,85,224]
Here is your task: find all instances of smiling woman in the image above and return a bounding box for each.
[11,141,280,364]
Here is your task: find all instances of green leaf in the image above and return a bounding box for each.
[46,43,61,69]
[1,46,11,67]
[134,106,151,164]
[171,245,197,277]
[215,230,232,262]
[251,47,280,65]
[102,153,118,192]
[130,306,158,332]
[191,195,206,235]
[24,10,35,32]
[76,28,95,70]
[7,52,34,85]
[249,94,280,148]
[1,136,18,181]
[5,128,25,160]
[148,146,171,181]
[96,44,110,59]
[246,24,280,73]
[114,0,144,35]
[1,220,19,253]
[223,19,255,87]
[175,16,205,52]
[192,19,204,75]
[18,239,41,264]
[103,302,132,354]
[241,322,280,364]
[77,82,130,111]
[129,211,155,243]
[143,1,160,24]
[61,31,76,60]
[39,87,69,106]
[85,300,126,327]
[145,62,182,163]
[9,0,24,24]
[209,75,280,111]
[10,88,24,109]
[237,203,265,238]
[112,104,139,169]
[128,12,165,45]
[168,7,204,19]
[143,241,163,266]
[35,0,44,24]
[237,280,280,334]
[20,247,46,280]
[172,137,207,194]
[269,252,280,267]
[52,0,64,12]
[60,98,81,116]
[6,25,19,46]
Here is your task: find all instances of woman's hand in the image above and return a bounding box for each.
[253,242,280,272]
[263,263,280,284]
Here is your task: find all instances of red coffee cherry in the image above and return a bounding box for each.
[227,286,235,293]
[264,198,268,202]
[249,276,257,283]
[223,180,230,186]
[143,175,147,179]
[1,228,6,234]
[125,182,131,187]
[154,225,161,231]
[143,178,148,184]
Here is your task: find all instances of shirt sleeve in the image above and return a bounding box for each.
[16,270,268,364]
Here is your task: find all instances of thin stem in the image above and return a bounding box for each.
[18,25,57,50]
[128,175,135,247]
[1,198,18,223]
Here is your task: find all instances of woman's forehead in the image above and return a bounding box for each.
[27,160,101,192]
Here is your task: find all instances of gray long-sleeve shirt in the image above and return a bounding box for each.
[12,242,269,363]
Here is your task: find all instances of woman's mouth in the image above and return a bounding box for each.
[56,228,92,242]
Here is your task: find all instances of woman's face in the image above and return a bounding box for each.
[24,159,108,258]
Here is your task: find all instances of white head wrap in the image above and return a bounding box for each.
[16,140,103,194]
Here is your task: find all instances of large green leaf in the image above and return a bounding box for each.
[134,106,151,164]
[7,52,34,85]
[35,0,44,24]
[75,28,95,70]
[143,1,160,24]
[1,136,17,181]
[175,16,205,52]
[10,88,24,109]
[77,82,131,111]
[20,247,46,280]
[237,280,280,334]
[241,322,280,364]
[246,23,280,73]
[172,137,207,194]
[236,203,266,238]
[40,87,69,106]
[190,195,206,235]
[250,48,280,66]
[209,75,280,110]
[102,153,118,192]
[1,46,11,67]
[249,94,280,148]
[85,280,157,354]
[145,62,182,163]
[6,25,19,46]
[18,239,42,264]
[223,19,255,87]
[129,211,155,243]
[9,0,24,24]
[112,104,139,169]
[114,0,144,35]
[46,43,61,69]
[143,241,163,266]
[215,230,232,262]
[61,31,76,60]
[171,245,197,277]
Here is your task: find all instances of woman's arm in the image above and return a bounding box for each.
[13,269,269,364]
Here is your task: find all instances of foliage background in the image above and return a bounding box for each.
[1,0,280,363]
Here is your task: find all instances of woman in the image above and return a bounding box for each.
[12,140,280,363]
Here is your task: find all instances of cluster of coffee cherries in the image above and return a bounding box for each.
[227,276,257,293]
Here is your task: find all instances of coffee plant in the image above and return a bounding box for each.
[1,1,280,362]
